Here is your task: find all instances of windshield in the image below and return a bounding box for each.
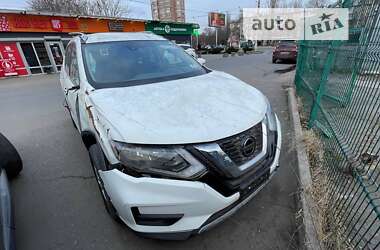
[278,41,296,48]
[82,40,207,89]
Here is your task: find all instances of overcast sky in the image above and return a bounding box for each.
[0,0,259,29]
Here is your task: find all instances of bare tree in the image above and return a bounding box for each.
[290,0,304,7]
[306,0,330,7]
[268,0,280,8]
[28,0,128,17]
[88,0,127,17]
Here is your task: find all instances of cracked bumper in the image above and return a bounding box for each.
[100,166,279,239]
[99,153,280,239]
[99,118,281,239]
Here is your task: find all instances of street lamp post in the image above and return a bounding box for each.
[215,28,218,47]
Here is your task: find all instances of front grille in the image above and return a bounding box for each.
[194,129,278,197]
[218,123,263,165]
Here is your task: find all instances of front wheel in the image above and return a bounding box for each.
[0,133,23,178]
[88,143,120,222]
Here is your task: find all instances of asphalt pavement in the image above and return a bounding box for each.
[0,48,301,250]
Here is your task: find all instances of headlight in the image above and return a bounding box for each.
[265,100,278,131]
[112,142,207,180]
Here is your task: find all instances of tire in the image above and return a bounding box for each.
[272,58,277,63]
[88,143,120,222]
[0,133,22,179]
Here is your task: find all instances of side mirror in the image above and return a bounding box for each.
[197,58,206,66]
[0,133,23,179]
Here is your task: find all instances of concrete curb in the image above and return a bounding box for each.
[287,87,322,250]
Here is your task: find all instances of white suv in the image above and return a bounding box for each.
[60,32,281,240]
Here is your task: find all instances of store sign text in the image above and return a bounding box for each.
[13,17,78,31]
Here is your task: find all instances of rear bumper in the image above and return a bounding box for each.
[99,118,281,239]
[273,51,297,60]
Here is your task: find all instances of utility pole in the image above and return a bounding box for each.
[215,28,218,46]
[226,11,229,47]
[255,0,260,50]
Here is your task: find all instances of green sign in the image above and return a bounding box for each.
[145,22,196,35]
[193,29,200,36]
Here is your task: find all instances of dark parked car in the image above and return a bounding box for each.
[240,41,254,53]
[0,133,23,250]
[272,41,298,63]
[209,45,224,54]
[225,46,239,54]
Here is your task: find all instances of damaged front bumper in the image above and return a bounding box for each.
[99,134,281,240]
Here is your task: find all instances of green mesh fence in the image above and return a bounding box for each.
[295,0,380,248]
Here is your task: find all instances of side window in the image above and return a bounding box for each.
[64,44,71,74]
[68,44,80,86]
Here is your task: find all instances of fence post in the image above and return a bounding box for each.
[295,40,306,91]
[308,41,340,128]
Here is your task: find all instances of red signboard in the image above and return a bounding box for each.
[0,42,28,77]
[0,15,10,31]
[11,16,78,32]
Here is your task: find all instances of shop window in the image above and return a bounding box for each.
[20,43,40,67]
[62,40,69,49]
[33,42,53,73]
[48,42,63,71]
[30,68,43,74]
[20,42,54,74]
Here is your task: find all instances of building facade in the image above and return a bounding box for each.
[151,0,185,23]
[0,9,198,78]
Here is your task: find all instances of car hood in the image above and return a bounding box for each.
[89,71,268,145]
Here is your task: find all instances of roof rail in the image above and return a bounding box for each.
[68,32,88,43]
[68,32,85,36]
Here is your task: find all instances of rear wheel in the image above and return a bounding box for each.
[0,133,23,178]
[88,143,120,222]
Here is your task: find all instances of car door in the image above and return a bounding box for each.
[61,42,81,129]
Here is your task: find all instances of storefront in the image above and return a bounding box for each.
[0,10,200,78]
[145,21,199,45]
[0,10,146,77]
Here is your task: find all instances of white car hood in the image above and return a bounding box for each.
[89,71,268,145]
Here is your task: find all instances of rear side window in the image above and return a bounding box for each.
[65,43,80,86]
[279,42,296,48]
[64,44,71,72]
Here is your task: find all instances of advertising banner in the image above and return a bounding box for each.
[0,13,145,33]
[208,12,226,27]
[0,42,28,77]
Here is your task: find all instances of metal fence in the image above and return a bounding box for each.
[295,0,380,248]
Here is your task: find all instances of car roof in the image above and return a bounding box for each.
[84,32,166,44]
